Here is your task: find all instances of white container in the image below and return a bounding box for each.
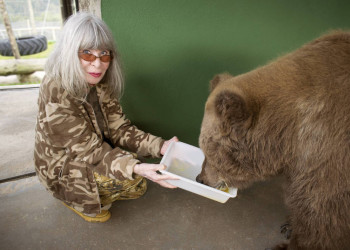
[160,141,237,203]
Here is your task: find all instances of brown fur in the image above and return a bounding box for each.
[197,31,350,249]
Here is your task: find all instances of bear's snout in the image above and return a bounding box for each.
[196,158,219,187]
[196,158,207,184]
[196,174,204,184]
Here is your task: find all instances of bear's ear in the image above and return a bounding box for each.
[214,90,250,130]
[210,73,233,92]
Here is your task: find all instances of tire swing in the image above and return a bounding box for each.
[0,35,48,56]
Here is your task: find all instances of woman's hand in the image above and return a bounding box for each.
[133,136,179,188]
[133,163,178,188]
[161,136,179,155]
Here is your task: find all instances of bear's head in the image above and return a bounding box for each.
[197,73,264,189]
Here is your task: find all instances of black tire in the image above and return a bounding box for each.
[0,35,48,56]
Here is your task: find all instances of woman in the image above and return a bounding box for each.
[34,12,178,222]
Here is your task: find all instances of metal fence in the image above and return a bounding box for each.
[0,26,61,41]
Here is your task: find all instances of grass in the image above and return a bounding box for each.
[0,82,40,86]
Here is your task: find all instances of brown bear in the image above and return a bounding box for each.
[197,30,350,250]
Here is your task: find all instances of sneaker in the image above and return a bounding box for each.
[62,202,111,222]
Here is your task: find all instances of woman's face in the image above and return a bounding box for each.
[79,49,111,86]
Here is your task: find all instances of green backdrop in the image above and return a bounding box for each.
[102,0,350,146]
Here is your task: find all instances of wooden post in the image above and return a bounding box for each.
[60,0,75,22]
[0,0,21,59]
[27,0,37,35]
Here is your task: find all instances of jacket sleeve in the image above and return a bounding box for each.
[102,97,165,158]
[43,100,139,180]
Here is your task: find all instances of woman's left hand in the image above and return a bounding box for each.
[133,163,178,188]
[161,136,179,155]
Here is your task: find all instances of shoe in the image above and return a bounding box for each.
[62,202,111,222]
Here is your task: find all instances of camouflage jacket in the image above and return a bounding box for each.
[34,78,164,215]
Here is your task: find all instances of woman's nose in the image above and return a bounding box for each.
[91,57,102,67]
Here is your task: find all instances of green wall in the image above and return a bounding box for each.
[102,0,350,146]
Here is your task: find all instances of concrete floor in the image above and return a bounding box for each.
[0,87,39,180]
[0,87,288,250]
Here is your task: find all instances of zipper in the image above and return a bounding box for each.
[97,86,112,139]
[84,99,104,139]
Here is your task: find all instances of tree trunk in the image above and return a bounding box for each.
[0,0,21,59]
[0,59,46,76]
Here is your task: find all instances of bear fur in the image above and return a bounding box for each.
[197,31,350,250]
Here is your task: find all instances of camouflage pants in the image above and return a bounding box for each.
[94,172,147,206]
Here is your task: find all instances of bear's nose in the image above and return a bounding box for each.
[196,175,203,183]
[196,158,207,183]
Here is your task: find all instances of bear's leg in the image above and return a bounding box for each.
[287,233,321,250]
[266,220,293,250]
[266,243,289,250]
[280,222,292,239]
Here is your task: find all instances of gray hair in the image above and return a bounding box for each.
[45,12,124,100]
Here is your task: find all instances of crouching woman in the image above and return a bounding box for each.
[34,12,178,222]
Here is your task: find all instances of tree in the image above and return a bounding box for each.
[0,0,21,59]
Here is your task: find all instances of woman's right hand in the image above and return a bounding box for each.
[133,163,178,189]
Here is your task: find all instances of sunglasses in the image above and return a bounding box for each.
[78,51,112,63]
